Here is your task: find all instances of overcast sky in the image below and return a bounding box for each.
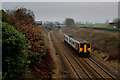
[2,2,119,23]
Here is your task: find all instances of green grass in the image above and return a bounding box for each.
[78,23,109,27]
[92,24,109,27]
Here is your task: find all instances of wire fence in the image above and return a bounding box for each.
[80,27,120,32]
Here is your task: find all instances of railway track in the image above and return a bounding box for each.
[88,57,116,79]
[58,31,119,79]
[58,30,119,78]
[51,32,91,80]
[50,31,118,80]
[58,31,118,79]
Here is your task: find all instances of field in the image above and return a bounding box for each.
[78,23,109,27]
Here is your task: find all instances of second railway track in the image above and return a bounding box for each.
[51,31,91,80]
[50,31,117,80]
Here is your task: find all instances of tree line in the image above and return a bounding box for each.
[43,17,120,30]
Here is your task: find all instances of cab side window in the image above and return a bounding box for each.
[80,43,84,48]
[87,44,90,48]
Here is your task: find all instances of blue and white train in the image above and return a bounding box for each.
[64,34,91,56]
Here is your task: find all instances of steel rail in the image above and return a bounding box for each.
[51,32,82,80]
[55,32,93,80]
[88,58,117,80]
[82,58,105,80]
[57,31,117,79]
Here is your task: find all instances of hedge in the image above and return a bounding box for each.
[2,22,30,79]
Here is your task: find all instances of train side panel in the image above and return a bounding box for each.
[64,34,91,55]
[64,34,69,43]
[69,37,77,50]
[64,34,79,51]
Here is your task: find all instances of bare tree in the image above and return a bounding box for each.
[43,21,55,30]
[105,19,109,24]
[64,18,75,27]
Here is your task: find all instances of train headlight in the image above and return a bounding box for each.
[88,48,91,52]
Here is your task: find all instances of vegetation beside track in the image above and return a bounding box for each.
[62,27,119,63]
[2,22,30,79]
[2,8,54,79]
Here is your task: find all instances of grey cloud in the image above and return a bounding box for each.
[2,2,118,23]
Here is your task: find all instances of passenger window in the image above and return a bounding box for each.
[73,42,74,45]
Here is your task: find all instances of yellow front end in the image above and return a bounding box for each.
[79,43,83,53]
[87,43,91,53]
[79,43,91,55]
[84,44,87,53]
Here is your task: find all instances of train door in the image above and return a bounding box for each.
[79,43,84,53]
[77,43,79,53]
[75,42,78,50]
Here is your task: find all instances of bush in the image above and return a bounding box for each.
[6,8,46,67]
[2,22,30,79]
[1,10,10,23]
[29,48,54,79]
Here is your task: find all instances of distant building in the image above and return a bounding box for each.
[35,21,42,25]
[80,24,85,25]
[35,21,42,27]
[109,22,116,25]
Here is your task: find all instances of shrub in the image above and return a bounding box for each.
[6,8,46,67]
[29,48,54,79]
[2,22,30,79]
[1,10,10,23]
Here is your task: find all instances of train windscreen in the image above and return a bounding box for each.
[80,43,90,48]
[87,43,90,48]
[80,43,84,48]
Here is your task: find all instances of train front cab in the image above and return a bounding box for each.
[79,42,91,56]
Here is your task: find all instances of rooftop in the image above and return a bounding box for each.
[65,33,88,42]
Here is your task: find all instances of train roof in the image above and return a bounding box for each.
[64,34,73,37]
[64,33,88,43]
